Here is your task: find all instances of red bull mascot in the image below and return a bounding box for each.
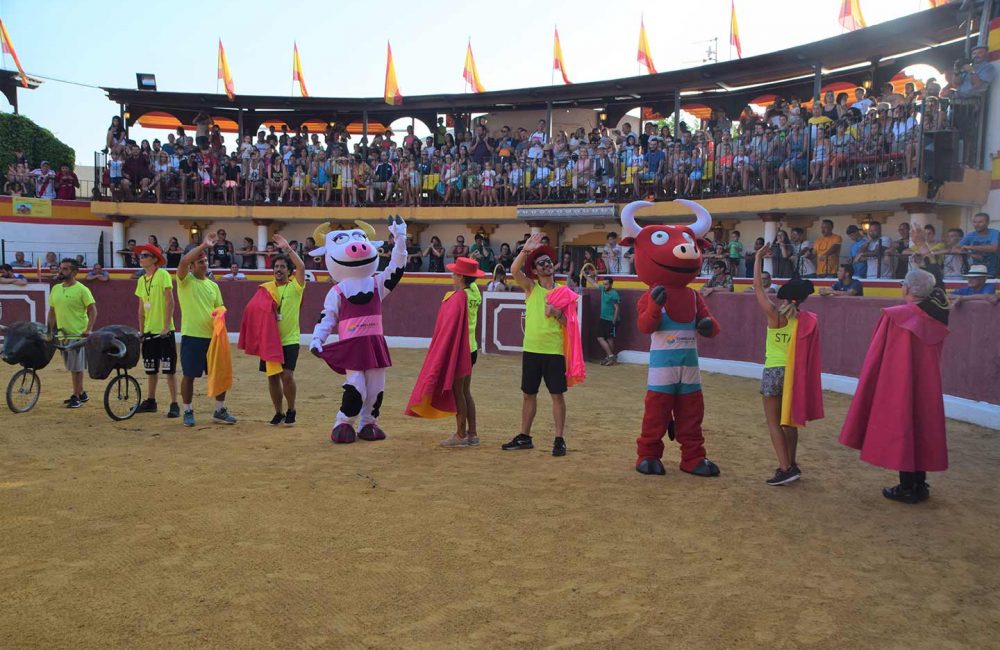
[621,200,722,477]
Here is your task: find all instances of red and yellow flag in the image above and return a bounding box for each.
[553,27,571,85]
[463,39,485,93]
[0,18,28,88]
[924,0,945,7]
[292,42,308,97]
[838,0,866,31]
[217,39,235,101]
[637,17,657,74]
[384,41,403,105]
[730,1,743,59]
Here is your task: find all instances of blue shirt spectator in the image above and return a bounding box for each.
[831,278,864,296]
[821,265,863,297]
[952,283,996,296]
[643,145,666,179]
[846,226,868,278]
[959,213,999,277]
[955,46,995,96]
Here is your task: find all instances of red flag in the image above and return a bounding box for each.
[0,19,28,88]
[553,27,571,85]
[637,17,657,74]
[217,39,235,100]
[730,1,743,59]
[384,41,403,105]
[292,42,308,97]
[838,0,867,32]
[463,40,486,93]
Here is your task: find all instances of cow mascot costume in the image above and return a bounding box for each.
[621,199,722,477]
[310,216,407,443]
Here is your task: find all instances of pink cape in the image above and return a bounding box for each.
[546,286,586,387]
[237,287,284,364]
[782,309,824,427]
[405,290,471,418]
[839,303,949,472]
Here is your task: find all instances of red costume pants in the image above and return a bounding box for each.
[636,389,707,472]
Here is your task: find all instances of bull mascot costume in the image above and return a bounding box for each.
[309,216,407,443]
[621,200,722,477]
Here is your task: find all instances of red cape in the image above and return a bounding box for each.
[782,309,824,427]
[839,303,949,472]
[405,290,471,418]
[237,286,284,364]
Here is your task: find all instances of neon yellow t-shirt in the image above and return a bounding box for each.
[135,268,175,334]
[765,318,795,368]
[465,282,481,353]
[50,282,95,338]
[262,278,305,346]
[522,281,564,356]
[176,273,223,338]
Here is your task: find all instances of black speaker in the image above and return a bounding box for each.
[922,130,961,184]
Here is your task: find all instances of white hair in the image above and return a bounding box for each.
[903,269,935,299]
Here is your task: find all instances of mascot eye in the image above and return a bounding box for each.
[333,233,349,244]
[651,231,670,246]
[351,232,366,241]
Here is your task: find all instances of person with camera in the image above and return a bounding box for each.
[948,46,995,98]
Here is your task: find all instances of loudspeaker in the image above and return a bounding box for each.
[922,130,961,184]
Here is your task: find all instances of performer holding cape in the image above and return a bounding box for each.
[406,257,484,448]
[752,244,824,487]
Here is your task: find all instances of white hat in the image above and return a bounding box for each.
[963,264,990,278]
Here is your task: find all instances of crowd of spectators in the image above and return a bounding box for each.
[3,151,80,200]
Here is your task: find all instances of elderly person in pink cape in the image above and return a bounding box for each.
[839,269,950,504]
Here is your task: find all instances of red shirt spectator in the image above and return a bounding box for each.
[56,164,80,200]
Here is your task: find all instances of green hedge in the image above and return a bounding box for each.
[0,113,75,172]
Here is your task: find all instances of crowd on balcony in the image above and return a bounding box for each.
[3,152,80,200]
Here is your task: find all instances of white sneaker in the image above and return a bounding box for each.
[440,434,468,448]
[277,196,283,203]
[264,196,271,203]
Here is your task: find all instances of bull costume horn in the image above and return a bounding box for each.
[313,222,333,243]
[674,199,713,238]
[355,220,376,240]
[620,200,654,239]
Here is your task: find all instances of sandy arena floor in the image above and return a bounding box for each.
[1,347,998,649]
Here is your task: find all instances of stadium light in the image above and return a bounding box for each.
[136,73,157,91]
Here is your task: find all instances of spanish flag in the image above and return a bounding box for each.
[384,41,403,106]
[553,27,571,85]
[217,39,235,101]
[838,0,866,32]
[292,42,308,97]
[0,18,28,88]
[729,0,743,59]
[779,311,825,428]
[637,17,657,74]
[463,39,486,93]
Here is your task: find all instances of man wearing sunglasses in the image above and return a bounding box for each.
[502,232,568,457]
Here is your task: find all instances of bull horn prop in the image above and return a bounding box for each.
[674,199,713,238]
[313,222,333,244]
[620,200,654,240]
[355,220,376,240]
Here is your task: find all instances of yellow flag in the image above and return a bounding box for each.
[838,0,866,31]
[553,27,571,85]
[463,40,486,93]
[637,17,657,74]
[292,42,308,97]
[730,1,743,59]
[384,41,403,105]
[217,39,235,100]
[0,19,28,88]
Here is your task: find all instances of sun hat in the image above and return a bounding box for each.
[525,245,558,279]
[963,264,990,278]
[446,256,486,278]
[132,244,165,266]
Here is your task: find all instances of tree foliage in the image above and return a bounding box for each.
[0,113,76,172]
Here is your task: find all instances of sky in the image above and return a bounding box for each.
[0,0,937,164]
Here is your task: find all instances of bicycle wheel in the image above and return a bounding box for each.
[104,373,141,421]
[6,368,41,413]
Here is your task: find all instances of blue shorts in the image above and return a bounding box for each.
[640,171,657,181]
[180,335,211,378]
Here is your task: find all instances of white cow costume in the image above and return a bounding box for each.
[309,216,407,443]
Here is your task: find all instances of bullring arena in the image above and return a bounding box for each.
[4,1,1000,648]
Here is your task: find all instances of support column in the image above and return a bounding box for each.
[253,219,272,268]
[111,216,127,269]
[759,212,784,274]
[902,202,941,231]
[812,63,822,102]
[545,102,553,141]
[527,220,547,236]
[673,92,681,135]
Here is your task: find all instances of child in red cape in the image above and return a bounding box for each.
[405,257,485,447]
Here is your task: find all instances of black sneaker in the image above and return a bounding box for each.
[66,395,82,409]
[269,412,285,426]
[137,398,158,413]
[789,465,802,480]
[63,395,76,405]
[284,409,297,426]
[501,433,533,450]
[882,484,921,504]
[765,467,800,486]
[78,391,89,404]
[166,402,180,418]
[552,436,567,457]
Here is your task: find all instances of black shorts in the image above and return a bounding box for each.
[180,335,211,378]
[259,344,300,372]
[471,350,478,367]
[597,319,616,339]
[142,332,177,375]
[521,352,567,395]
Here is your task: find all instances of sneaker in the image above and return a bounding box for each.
[600,356,611,366]
[166,402,180,419]
[78,391,89,404]
[789,465,802,480]
[137,398,158,413]
[264,196,271,203]
[277,196,283,203]
[882,484,921,504]
[63,395,76,405]
[765,467,800,486]
[284,409,296,426]
[213,407,237,425]
[465,435,480,447]
[183,410,195,427]
[269,412,285,426]
[440,434,468,448]
[66,395,82,409]
[501,433,533,450]
[552,436,567,457]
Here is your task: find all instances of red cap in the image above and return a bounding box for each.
[446,257,487,277]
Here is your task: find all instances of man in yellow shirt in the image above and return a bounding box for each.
[813,219,843,278]
[176,232,235,427]
[502,233,568,457]
[134,243,179,417]
[47,258,96,409]
[260,234,305,426]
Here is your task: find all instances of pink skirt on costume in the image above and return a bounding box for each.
[318,335,392,374]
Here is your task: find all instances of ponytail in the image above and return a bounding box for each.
[778,300,800,319]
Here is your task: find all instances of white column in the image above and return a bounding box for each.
[112,220,125,268]
[762,218,778,275]
[256,222,268,269]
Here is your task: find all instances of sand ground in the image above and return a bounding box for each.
[1,348,998,649]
